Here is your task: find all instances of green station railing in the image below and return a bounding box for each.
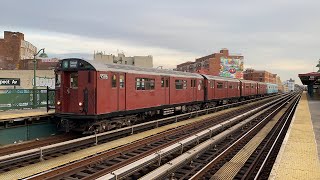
[0,88,55,111]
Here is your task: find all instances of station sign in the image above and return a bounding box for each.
[0,78,21,86]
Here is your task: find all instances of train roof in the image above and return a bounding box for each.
[202,74,240,82]
[238,79,259,83]
[59,58,203,79]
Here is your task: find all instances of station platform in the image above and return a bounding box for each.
[0,108,54,122]
[270,92,320,179]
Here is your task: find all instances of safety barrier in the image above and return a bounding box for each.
[0,88,55,111]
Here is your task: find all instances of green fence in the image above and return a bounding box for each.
[0,89,55,111]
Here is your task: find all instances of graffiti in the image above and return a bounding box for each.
[219,57,244,79]
[32,77,55,89]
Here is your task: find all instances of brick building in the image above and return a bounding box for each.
[19,58,59,70]
[243,68,277,83]
[0,31,37,70]
[176,49,244,79]
[0,31,60,70]
[276,76,284,92]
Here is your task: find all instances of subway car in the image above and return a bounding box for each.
[54,58,278,133]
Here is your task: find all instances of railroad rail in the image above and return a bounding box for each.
[24,93,292,179]
[237,92,300,179]
[0,94,278,173]
[139,93,300,180]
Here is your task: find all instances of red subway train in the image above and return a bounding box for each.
[54,58,275,133]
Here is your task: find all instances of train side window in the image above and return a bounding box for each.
[183,80,187,89]
[246,84,250,88]
[150,79,155,90]
[136,78,141,90]
[191,79,194,87]
[112,74,117,88]
[166,79,169,87]
[229,84,233,89]
[161,78,164,87]
[211,81,214,88]
[175,80,183,89]
[55,73,61,87]
[119,75,125,88]
[141,78,145,90]
[217,82,223,89]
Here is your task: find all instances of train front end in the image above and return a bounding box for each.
[55,58,97,131]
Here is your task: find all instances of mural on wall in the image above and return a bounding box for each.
[32,77,55,89]
[219,57,244,79]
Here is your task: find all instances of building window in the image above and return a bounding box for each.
[217,82,223,89]
[70,72,78,88]
[136,78,155,90]
[119,75,125,88]
[112,74,117,87]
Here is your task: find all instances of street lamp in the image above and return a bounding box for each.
[33,48,48,108]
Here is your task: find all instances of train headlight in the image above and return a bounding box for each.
[79,102,83,106]
[57,101,61,106]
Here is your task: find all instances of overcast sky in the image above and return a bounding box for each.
[1,0,320,83]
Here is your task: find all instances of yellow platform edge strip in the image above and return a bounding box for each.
[269,92,320,180]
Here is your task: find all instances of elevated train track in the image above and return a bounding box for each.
[100,92,299,180]
[0,94,282,179]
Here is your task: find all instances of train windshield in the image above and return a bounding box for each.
[70,72,78,88]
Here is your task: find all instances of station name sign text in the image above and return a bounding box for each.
[0,78,21,86]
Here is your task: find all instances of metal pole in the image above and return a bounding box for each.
[95,131,98,145]
[33,56,37,109]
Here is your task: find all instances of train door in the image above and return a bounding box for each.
[62,71,79,113]
[211,80,215,99]
[164,77,170,104]
[118,73,126,111]
[203,80,208,101]
[192,79,197,101]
